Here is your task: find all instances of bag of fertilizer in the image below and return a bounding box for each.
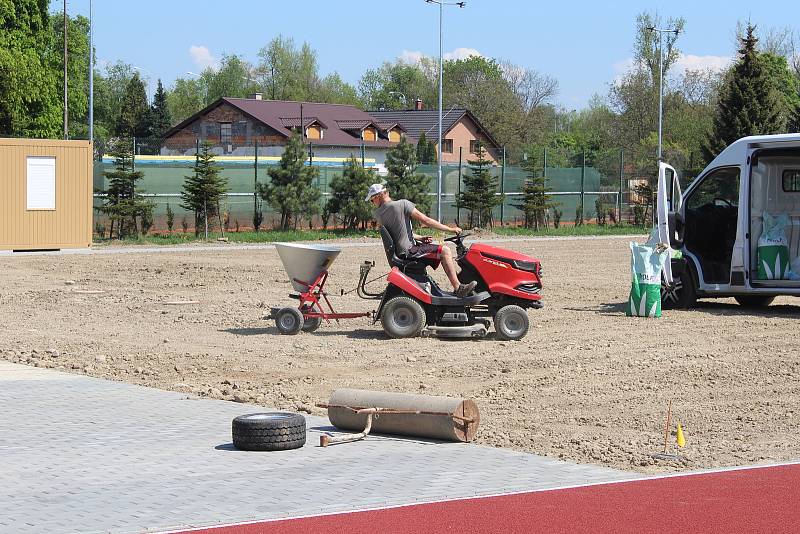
[627,241,669,318]
[757,212,790,280]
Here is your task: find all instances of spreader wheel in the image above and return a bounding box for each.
[275,307,304,335]
[494,305,529,341]
[381,296,426,339]
[302,316,322,332]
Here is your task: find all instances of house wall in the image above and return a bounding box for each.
[439,118,500,165]
[0,138,92,250]
[162,102,285,153]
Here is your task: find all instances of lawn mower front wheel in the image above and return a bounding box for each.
[381,296,426,339]
[494,305,530,341]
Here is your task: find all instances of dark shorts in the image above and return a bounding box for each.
[407,243,443,269]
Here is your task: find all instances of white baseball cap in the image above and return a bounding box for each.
[365,183,386,202]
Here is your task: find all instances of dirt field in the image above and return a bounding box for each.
[2,236,800,474]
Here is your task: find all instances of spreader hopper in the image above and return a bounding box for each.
[275,242,342,292]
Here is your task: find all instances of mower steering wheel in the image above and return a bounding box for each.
[444,231,471,243]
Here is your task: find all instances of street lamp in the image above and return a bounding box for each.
[388,90,408,108]
[647,26,681,161]
[425,0,466,222]
[133,66,153,103]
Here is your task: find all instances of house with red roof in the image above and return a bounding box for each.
[161,94,408,167]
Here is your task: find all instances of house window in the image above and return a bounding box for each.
[441,139,453,153]
[782,169,800,192]
[469,140,483,154]
[306,124,322,140]
[388,129,401,143]
[220,122,232,144]
[362,127,377,141]
[26,156,56,211]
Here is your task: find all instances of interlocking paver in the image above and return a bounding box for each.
[0,361,638,533]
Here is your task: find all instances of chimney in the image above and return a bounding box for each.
[414,99,423,111]
[249,92,263,101]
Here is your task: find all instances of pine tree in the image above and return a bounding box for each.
[426,138,438,164]
[115,73,151,138]
[181,143,229,238]
[416,132,429,164]
[789,96,800,133]
[703,25,786,161]
[149,79,172,139]
[258,133,320,230]
[514,159,558,230]
[384,137,432,212]
[96,140,154,238]
[456,142,502,228]
[327,156,375,230]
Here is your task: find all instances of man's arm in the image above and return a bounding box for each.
[410,209,462,234]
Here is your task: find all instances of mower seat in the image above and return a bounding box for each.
[379,226,427,276]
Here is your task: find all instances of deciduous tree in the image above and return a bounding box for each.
[384,137,431,211]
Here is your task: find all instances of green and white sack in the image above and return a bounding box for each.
[757,212,790,280]
[627,241,669,318]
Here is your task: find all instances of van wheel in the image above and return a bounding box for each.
[381,296,425,338]
[734,295,775,307]
[494,305,530,341]
[661,267,696,309]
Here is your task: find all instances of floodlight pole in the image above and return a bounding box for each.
[647,26,681,161]
[63,0,68,139]
[89,0,93,143]
[426,0,465,222]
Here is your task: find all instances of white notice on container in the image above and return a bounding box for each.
[26,156,56,210]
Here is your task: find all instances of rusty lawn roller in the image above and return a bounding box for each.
[317,389,480,446]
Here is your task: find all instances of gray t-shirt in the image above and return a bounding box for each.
[374,199,415,256]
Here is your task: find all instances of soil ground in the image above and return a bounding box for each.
[2,236,799,474]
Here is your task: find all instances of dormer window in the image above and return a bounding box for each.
[362,127,377,141]
[306,124,323,140]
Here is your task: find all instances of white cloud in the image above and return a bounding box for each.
[189,45,219,71]
[673,54,733,74]
[612,53,732,83]
[399,50,425,64]
[398,47,482,64]
[444,47,482,61]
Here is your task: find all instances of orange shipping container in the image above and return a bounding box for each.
[0,138,92,251]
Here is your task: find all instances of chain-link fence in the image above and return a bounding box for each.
[89,137,653,233]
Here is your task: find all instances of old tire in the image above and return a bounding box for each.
[275,307,303,335]
[494,305,529,341]
[381,296,426,339]
[232,412,306,451]
[661,267,697,310]
[301,316,322,332]
[734,295,775,308]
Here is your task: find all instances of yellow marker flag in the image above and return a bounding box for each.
[676,423,686,448]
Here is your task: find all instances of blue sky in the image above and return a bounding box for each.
[59,0,799,109]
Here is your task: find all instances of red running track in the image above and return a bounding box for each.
[178,463,800,534]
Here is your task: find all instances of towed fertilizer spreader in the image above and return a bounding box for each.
[269,233,543,340]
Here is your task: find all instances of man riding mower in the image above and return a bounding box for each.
[366,184,543,340]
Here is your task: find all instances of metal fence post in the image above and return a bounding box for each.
[500,146,506,225]
[457,146,462,224]
[254,140,258,228]
[580,149,586,224]
[618,149,624,224]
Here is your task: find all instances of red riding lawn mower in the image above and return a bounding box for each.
[270,232,543,340]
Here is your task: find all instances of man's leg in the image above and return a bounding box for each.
[439,245,461,291]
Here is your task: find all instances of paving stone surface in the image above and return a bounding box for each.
[0,362,638,533]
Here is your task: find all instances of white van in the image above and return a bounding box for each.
[658,133,800,308]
